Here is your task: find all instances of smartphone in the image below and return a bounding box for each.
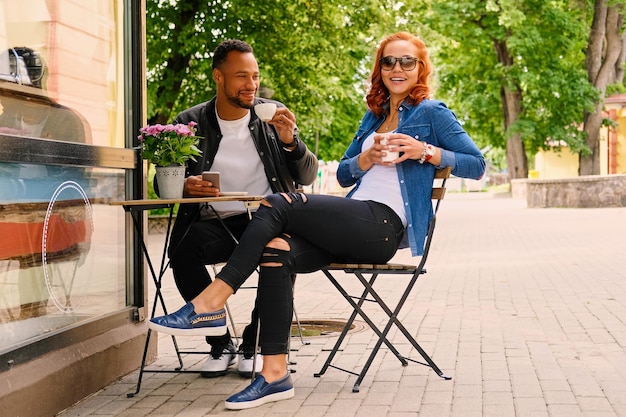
[201,171,220,189]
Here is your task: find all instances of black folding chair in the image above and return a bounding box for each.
[314,167,453,392]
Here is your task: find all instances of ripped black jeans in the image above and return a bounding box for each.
[216,192,404,355]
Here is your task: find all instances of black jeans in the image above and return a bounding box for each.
[169,213,257,350]
[217,193,404,355]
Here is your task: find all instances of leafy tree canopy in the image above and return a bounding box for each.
[146,0,623,175]
[146,0,399,161]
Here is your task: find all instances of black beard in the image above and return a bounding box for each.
[226,93,254,110]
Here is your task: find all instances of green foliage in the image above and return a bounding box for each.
[606,82,626,97]
[145,0,616,170]
[406,0,600,162]
[146,0,398,161]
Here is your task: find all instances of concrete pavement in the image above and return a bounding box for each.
[58,192,626,416]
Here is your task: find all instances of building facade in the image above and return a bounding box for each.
[0,1,146,416]
[532,94,626,179]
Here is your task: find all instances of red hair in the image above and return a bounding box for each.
[366,32,432,117]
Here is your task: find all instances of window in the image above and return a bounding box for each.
[0,0,133,354]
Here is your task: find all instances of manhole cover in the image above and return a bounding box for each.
[290,319,363,337]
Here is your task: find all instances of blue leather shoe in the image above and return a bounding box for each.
[148,302,227,336]
[225,373,294,410]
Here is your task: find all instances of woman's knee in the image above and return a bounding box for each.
[260,235,293,268]
[260,192,308,208]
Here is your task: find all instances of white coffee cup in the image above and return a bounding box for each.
[254,103,277,122]
[381,137,399,162]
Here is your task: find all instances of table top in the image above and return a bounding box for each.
[110,195,264,207]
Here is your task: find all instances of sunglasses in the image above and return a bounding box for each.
[379,56,420,71]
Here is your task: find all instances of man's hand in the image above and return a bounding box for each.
[183,174,220,197]
[267,107,298,147]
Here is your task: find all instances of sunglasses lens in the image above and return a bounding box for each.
[381,56,395,69]
[400,57,416,70]
[380,56,418,71]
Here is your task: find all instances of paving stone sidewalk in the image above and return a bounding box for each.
[59,192,626,417]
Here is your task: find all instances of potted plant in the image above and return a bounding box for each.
[138,122,202,199]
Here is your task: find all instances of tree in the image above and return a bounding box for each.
[580,0,626,175]
[405,0,598,179]
[146,1,626,176]
[145,0,397,162]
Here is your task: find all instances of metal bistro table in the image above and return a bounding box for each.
[110,195,264,397]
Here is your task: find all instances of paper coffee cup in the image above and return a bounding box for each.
[254,103,277,122]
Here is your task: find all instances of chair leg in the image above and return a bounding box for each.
[317,268,450,392]
[292,305,310,345]
[315,270,375,378]
[286,305,306,369]
[251,317,261,380]
[212,265,240,347]
[224,301,239,346]
[223,269,306,378]
[349,269,451,390]
[316,270,405,380]
[251,305,302,378]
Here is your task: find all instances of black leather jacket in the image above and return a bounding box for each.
[164,97,318,250]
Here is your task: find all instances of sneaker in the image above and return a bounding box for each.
[238,348,263,377]
[225,373,294,410]
[201,341,237,378]
[148,302,227,336]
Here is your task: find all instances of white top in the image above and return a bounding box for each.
[349,131,407,227]
[202,110,272,218]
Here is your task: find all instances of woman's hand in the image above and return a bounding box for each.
[183,174,220,197]
[385,133,441,166]
[358,134,398,170]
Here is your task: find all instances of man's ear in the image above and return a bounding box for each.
[212,68,222,84]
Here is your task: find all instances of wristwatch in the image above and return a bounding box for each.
[419,141,436,164]
[282,132,300,151]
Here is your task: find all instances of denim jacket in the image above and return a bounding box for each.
[337,99,485,256]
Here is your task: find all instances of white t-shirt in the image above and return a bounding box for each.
[202,111,272,218]
[349,131,407,227]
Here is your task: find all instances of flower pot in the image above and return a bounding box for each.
[155,165,185,199]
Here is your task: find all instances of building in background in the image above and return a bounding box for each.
[531,93,626,179]
[0,2,145,416]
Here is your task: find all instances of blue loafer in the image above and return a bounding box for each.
[225,373,294,410]
[148,302,227,336]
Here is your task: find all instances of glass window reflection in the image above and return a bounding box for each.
[0,1,129,354]
[0,47,92,143]
[0,163,127,352]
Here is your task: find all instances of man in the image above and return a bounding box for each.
[158,39,317,377]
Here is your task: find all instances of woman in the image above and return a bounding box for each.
[149,32,485,410]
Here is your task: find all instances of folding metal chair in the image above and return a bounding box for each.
[314,167,453,392]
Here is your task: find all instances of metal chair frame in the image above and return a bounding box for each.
[314,167,453,392]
